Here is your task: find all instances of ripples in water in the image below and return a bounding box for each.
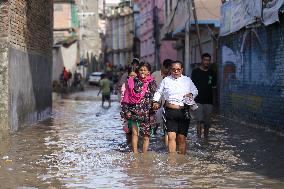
[0,99,284,188]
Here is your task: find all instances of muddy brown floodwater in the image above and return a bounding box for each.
[1,98,284,188]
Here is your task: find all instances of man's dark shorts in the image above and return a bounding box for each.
[164,108,190,136]
[102,94,110,101]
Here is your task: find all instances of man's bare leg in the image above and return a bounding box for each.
[204,125,209,139]
[196,122,202,138]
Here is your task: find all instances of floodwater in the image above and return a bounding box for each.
[1,96,284,188]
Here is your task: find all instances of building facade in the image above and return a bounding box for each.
[161,0,220,75]
[0,0,53,137]
[77,0,101,68]
[135,0,177,70]
[53,0,80,81]
[105,2,135,67]
[54,0,79,43]
[219,1,284,130]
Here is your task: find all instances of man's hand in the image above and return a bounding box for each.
[152,102,160,110]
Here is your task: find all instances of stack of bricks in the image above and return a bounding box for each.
[8,0,53,55]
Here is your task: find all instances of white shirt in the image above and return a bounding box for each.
[153,75,198,106]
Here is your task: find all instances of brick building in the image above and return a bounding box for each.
[0,0,53,137]
[219,2,284,130]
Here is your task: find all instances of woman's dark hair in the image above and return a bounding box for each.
[127,66,136,75]
[131,58,140,66]
[171,60,184,68]
[138,62,151,72]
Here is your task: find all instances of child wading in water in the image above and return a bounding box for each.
[121,62,157,153]
[121,67,137,145]
[99,74,111,108]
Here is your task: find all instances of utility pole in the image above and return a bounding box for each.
[153,2,160,71]
[185,0,192,76]
[191,0,203,58]
[103,0,105,15]
[101,0,106,65]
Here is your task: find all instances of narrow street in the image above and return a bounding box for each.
[0,89,284,188]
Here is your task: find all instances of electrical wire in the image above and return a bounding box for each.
[166,0,180,33]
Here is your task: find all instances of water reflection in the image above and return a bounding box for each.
[0,99,284,188]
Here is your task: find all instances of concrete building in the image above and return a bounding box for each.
[77,0,101,72]
[161,0,221,75]
[135,0,177,70]
[219,1,284,130]
[0,0,53,137]
[53,0,80,81]
[54,0,79,43]
[98,0,121,69]
[104,1,135,67]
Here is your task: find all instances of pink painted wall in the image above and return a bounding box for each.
[136,0,176,67]
[160,42,177,62]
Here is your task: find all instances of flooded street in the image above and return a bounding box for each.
[1,90,284,188]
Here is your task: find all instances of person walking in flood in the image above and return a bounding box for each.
[121,62,157,153]
[152,59,172,145]
[99,73,111,108]
[116,58,140,101]
[153,60,198,154]
[120,67,137,145]
[191,53,216,138]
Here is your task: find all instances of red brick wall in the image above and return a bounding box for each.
[0,0,10,136]
[0,0,54,134]
[0,0,9,37]
[8,0,53,55]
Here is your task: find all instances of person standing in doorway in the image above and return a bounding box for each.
[99,73,111,108]
[191,53,217,139]
[153,60,198,154]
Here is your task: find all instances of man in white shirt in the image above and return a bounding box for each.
[153,61,198,154]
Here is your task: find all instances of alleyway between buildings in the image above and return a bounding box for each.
[0,89,284,188]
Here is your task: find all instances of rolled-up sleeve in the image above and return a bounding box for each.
[153,79,164,102]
